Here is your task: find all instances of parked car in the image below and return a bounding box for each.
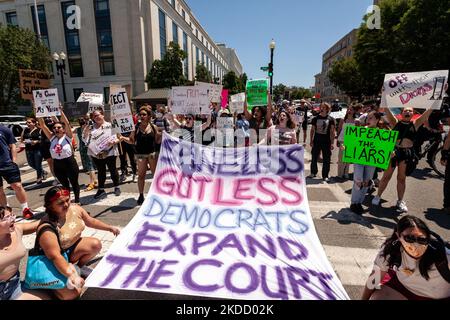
[0,115,27,137]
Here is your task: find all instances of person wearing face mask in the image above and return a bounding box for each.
[371,107,432,213]
[362,215,450,300]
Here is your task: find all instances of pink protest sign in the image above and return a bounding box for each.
[221,89,229,109]
[85,133,349,300]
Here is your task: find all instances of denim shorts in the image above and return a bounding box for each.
[0,272,23,300]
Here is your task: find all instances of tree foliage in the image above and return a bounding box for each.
[0,25,50,113]
[328,57,364,100]
[354,0,450,96]
[146,42,187,88]
[222,71,248,95]
[273,83,287,102]
[195,63,212,83]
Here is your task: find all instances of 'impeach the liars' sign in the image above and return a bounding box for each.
[85,133,349,300]
[343,125,399,170]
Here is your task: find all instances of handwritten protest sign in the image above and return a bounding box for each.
[63,102,89,121]
[246,79,268,108]
[230,93,245,114]
[110,88,134,134]
[195,81,223,103]
[171,86,210,115]
[77,93,104,113]
[221,89,229,109]
[343,125,399,170]
[33,89,60,118]
[87,123,115,156]
[381,70,449,110]
[19,69,50,100]
[86,133,349,300]
[330,110,346,119]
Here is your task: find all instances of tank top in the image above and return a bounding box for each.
[50,135,73,160]
[56,207,85,250]
[338,119,356,142]
[394,121,416,143]
[135,123,157,154]
[0,228,26,281]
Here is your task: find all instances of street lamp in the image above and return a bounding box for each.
[269,39,275,96]
[53,51,67,102]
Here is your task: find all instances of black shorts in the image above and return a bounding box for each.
[391,147,415,168]
[40,144,51,160]
[302,121,308,130]
[0,162,21,187]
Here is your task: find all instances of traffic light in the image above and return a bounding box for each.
[268,63,273,77]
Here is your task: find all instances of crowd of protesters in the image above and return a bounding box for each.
[1,89,449,300]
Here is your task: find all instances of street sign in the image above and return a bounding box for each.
[260,66,269,71]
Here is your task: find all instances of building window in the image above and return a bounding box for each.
[73,88,83,101]
[172,22,178,45]
[170,0,175,8]
[202,52,205,65]
[94,0,115,76]
[206,56,209,71]
[159,9,167,58]
[196,46,200,64]
[61,1,84,78]
[31,5,50,48]
[181,9,185,19]
[183,32,188,78]
[5,12,18,26]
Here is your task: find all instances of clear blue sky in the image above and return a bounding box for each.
[187,0,373,88]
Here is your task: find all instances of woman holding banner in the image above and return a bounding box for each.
[38,108,81,205]
[349,111,383,214]
[372,107,433,213]
[259,109,297,145]
[120,106,161,206]
[83,109,121,200]
[362,215,450,300]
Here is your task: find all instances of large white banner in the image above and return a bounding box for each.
[381,70,449,110]
[171,86,210,115]
[230,93,246,114]
[77,92,104,113]
[195,81,223,103]
[33,89,60,118]
[86,133,349,300]
[110,88,134,134]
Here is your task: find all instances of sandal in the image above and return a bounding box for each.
[86,183,95,191]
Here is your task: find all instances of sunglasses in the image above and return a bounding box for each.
[186,117,193,121]
[402,234,429,245]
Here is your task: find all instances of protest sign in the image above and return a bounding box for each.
[110,88,134,134]
[87,123,115,156]
[343,125,399,170]
[63,102,89,120]
[86,133,350,300]
[171,86,210,115]
[246,79,268,108]
[195,81,223,103]
[19,69,50,100]
[330,110,346,119]
[33,89,60,118]
[230,93,245,114]
[77,93,104,113]
[381,70,449,110]
[221,89,229,109]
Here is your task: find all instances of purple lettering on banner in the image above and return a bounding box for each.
[122,258,156,288]
[224,262,259,294]
[245,234,277,259]
[212,233,247,257]
[100,255,139,286]
[146,259,178,289]
[213,209,236,229]
[261,265,288,300]
[308,269,337,300]
[285,267,336,300]
[278,236,309,260]
[128,222,165,251]
[163,230,189,255]
[192,233,217,255]
[183,259,223,292]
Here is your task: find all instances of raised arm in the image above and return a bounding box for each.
[414,108,433,130]
[59,108,73,138]
[167,113,181,129]
[383,107,398,127]
[37,118,53,140]
[201,114,212,131]
[244,92,253,121]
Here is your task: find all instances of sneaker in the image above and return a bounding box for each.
[119,174,127,183]
[372,196,381,206]
[36,178,43,185]
[137,194,144,205]
[396,200,408,213]
[86,183,95,192]
[323,177,330,183]
[22,208,34,220]
[114,187,121,196]
[94,189,107,200]
[350,203,364,215]
[79,266,93,279]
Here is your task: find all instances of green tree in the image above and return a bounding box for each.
[223,71,240,95]
[328,57,364,100]
[0,25,50,113]
[195,63,212,83]
[354,0,450,96]
[273,83,287,102]
[238,73,248,92]
[146,42,187,88]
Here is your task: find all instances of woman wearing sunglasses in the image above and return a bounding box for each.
[0,206,48,300]
[362,215,450,300]
[38,107,81,205]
